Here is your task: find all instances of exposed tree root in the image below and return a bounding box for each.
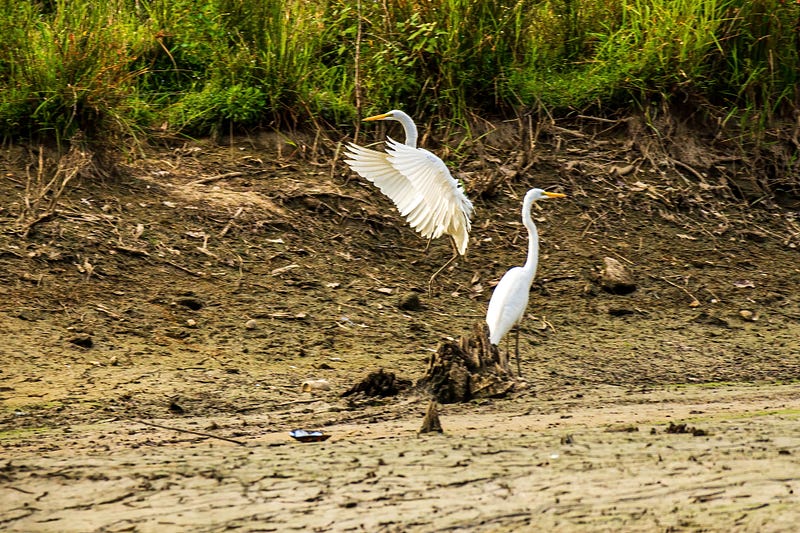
[417,322,516,404]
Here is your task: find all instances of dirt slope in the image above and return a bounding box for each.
[1,121,799,531]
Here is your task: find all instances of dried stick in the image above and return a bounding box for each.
[652,274,699,304]
[187,171,245,186]
[135,419,246,446]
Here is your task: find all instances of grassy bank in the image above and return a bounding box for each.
[0,0,798,144]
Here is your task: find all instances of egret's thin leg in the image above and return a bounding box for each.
[503,332,511,372]
[429,250,457,293]
[428,236,460,294]
[515,326,522,378]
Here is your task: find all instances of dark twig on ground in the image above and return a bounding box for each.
[135,419,247,446]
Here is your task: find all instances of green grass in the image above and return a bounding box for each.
[0,426,51,442]
[649,407,800,427]
[0,0,797,145]
[0,0,150,147]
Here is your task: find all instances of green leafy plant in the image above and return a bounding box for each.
[0,0,796,143]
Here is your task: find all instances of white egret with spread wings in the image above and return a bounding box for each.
[344,110,473,290]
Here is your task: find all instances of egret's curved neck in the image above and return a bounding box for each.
[391,110,418,148]
[522,196,539,277]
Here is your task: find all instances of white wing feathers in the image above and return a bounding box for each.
[343,142,424,221]
[344,137,473,254]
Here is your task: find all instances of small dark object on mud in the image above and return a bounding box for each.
[68,333,93,348]
[398,291,422,311]
[168,400,185,415]
[342,369,412,398]
[665,421,708,436]
[608,307,635,317]
[290,429,331,442]
[176,296,204,310]
[419,400,443,434]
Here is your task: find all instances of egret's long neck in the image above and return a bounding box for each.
[392,111,418,147]
[522,197,539,277]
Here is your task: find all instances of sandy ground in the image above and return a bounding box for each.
[3,384,799,532]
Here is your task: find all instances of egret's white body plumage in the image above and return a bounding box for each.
[486,188,565,372]
[344,110,473,256]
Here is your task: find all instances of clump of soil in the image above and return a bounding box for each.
[342,369,412,398]
[417,322,515,403]
[665,421,709,437]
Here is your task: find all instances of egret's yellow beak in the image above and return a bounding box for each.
[363,112,392,122]
[544,191,567,198]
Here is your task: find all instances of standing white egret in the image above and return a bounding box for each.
[344,110,474,290]
[486,188,566,377]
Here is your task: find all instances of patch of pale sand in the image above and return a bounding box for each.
[2,384,799,532]
[252,382,800,443]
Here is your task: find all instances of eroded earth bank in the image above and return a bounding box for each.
[2,119,800,531]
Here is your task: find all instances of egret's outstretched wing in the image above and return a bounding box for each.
[345,138,473,254]
[384,138,473,254]
[344,142,424,220]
